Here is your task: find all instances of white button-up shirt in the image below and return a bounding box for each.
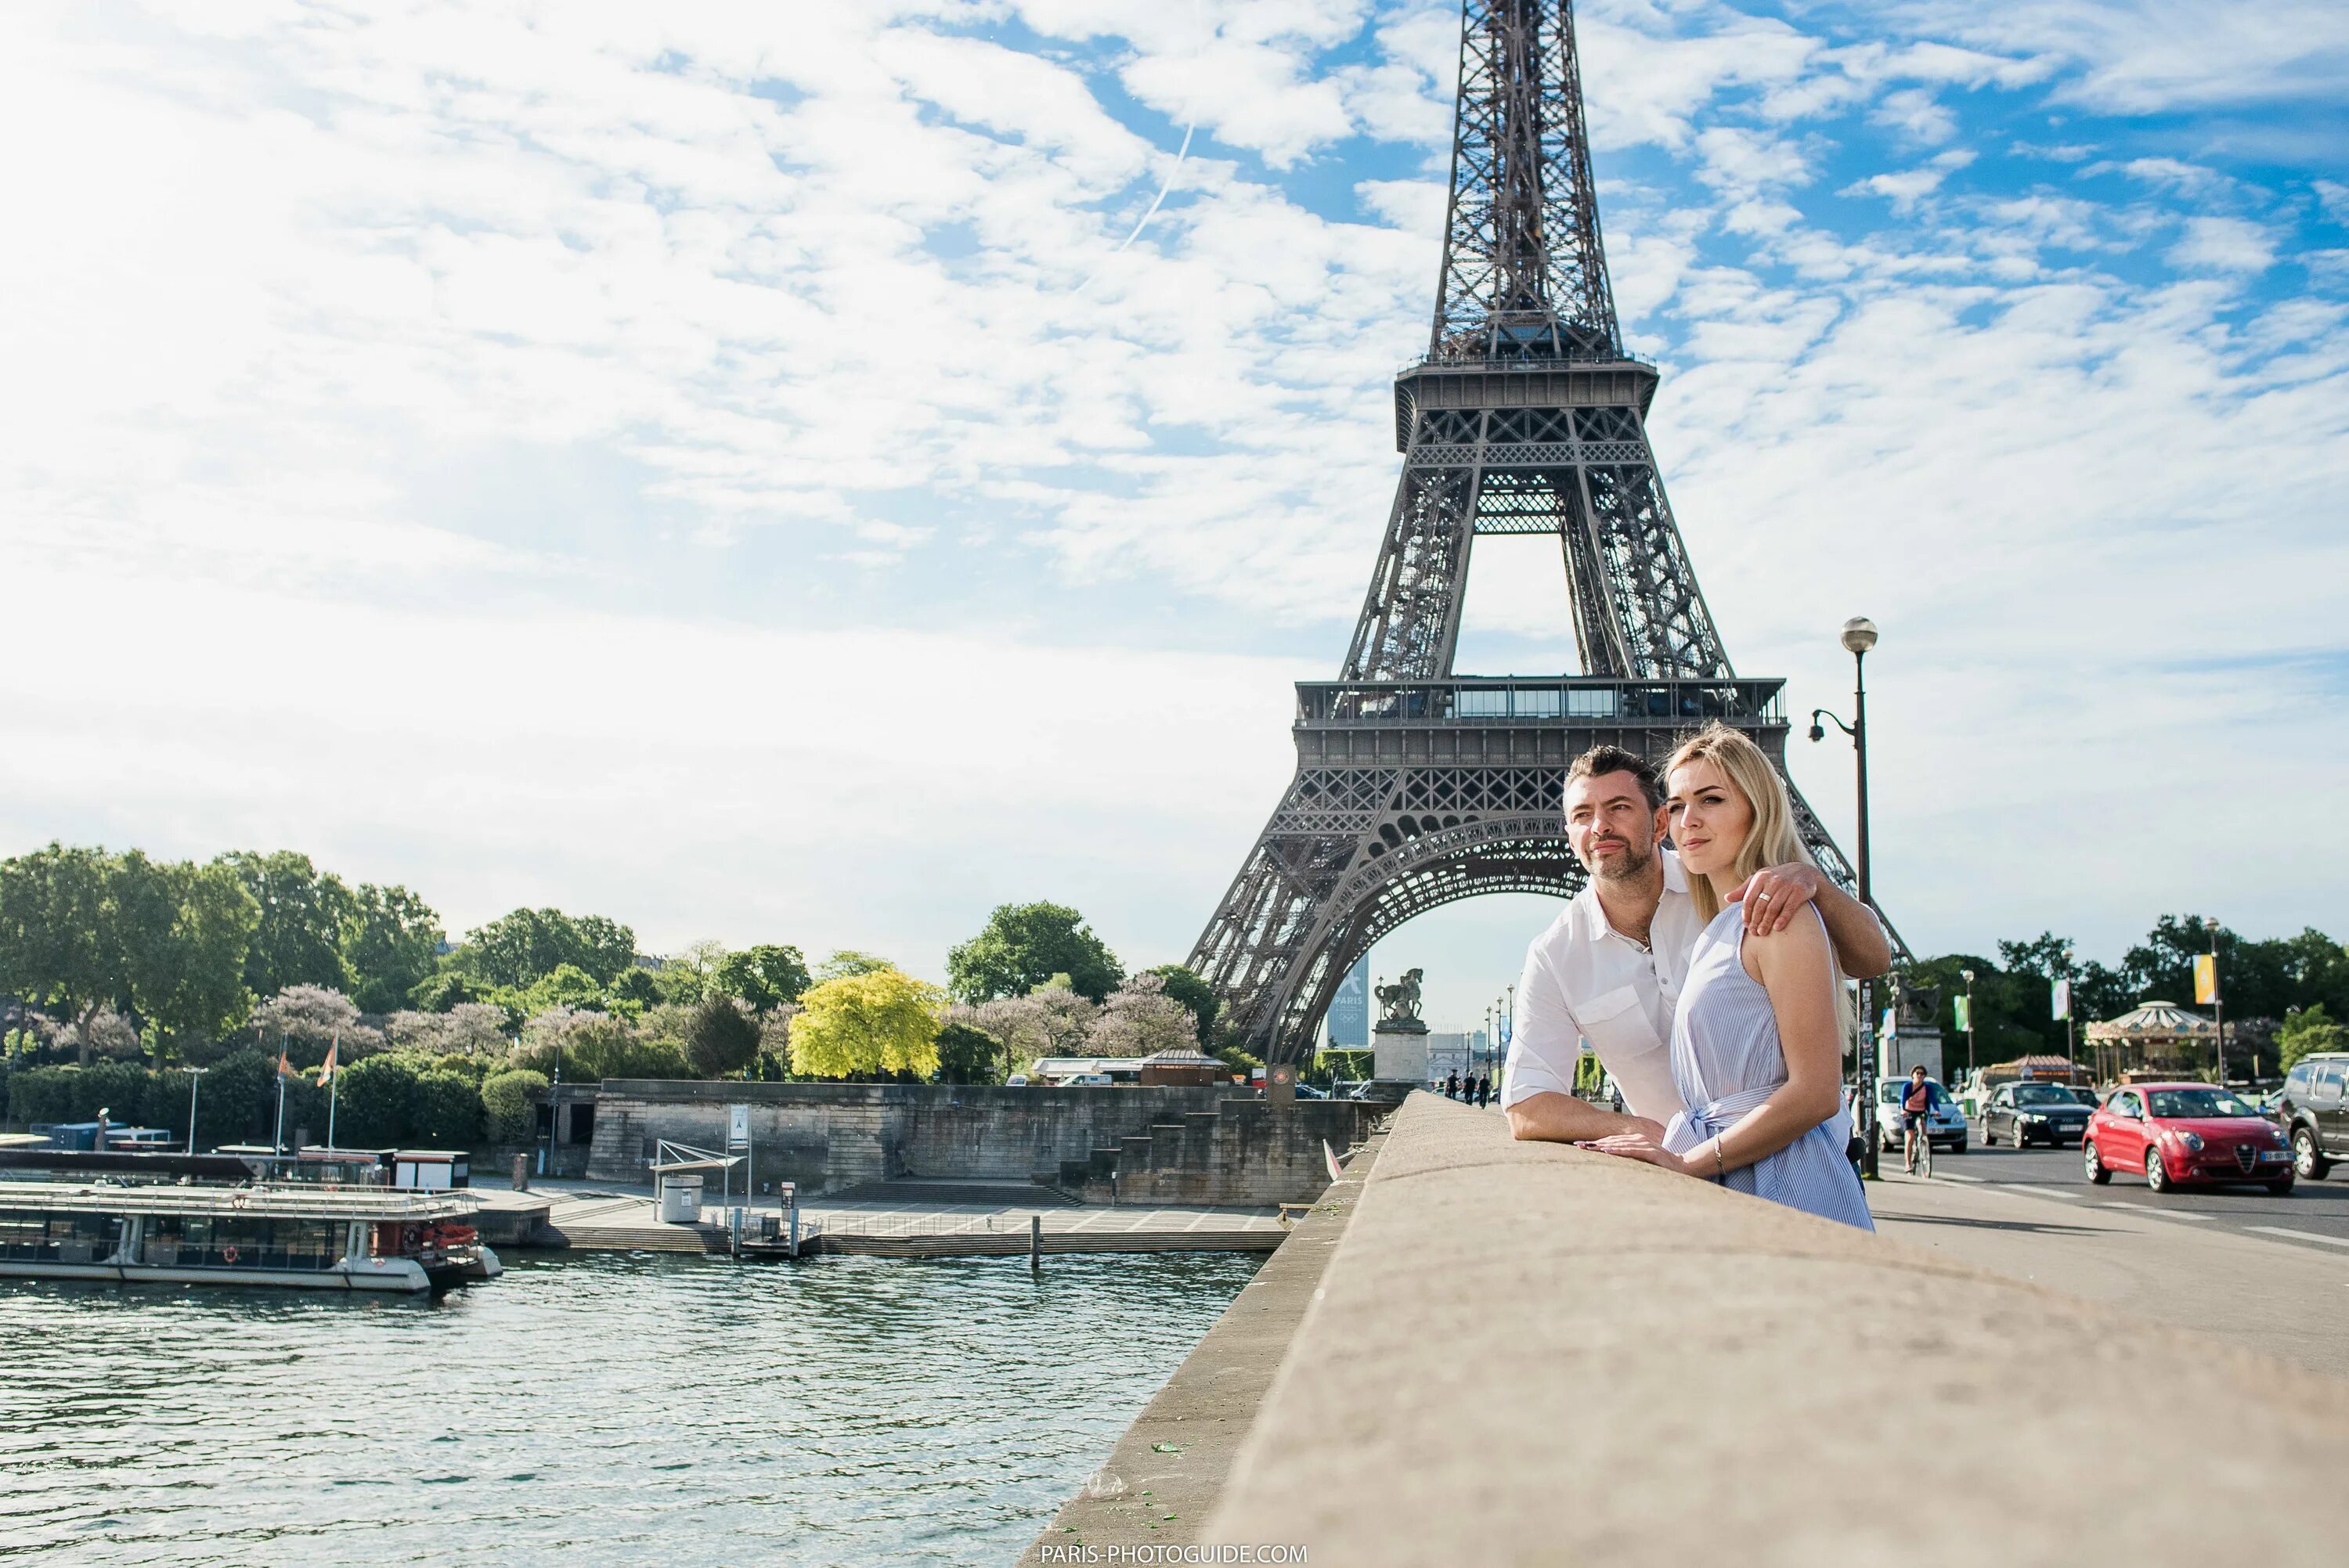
[1503,848,1705,1125]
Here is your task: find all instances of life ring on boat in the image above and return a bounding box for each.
[221,1245,240,1265]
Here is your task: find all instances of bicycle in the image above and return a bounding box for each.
[1903,1112,1933,1178]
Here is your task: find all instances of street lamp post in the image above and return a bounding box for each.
[1960,969,1976,1087]
[1810,615,1879,1175]
[182,1065,207,1154]
[2204,916,2226,1088]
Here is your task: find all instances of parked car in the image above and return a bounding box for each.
[1874,1077,1967,1153]
[2083,1083,2293,1193]
[1981,1081,2093,1148]
[1294,1083,1329,1099]
[2069,1087,2102,1108]
[2275,1054,2349,1180]
[1005,1075,1029,1087]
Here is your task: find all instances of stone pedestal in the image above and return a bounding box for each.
[1373,1019,1431,1087]
[1884,1026,1944,1083]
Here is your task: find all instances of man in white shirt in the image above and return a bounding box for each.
[1504,744,1893,1144]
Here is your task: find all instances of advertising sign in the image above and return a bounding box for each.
[1325,953,1371,1048]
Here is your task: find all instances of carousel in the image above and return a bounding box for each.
[2084,1000,2218,1084]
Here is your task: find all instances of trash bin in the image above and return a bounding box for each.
[658,1175,702,1224]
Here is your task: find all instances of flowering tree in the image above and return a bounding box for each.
[251,985,384,1067]
[961,978,1099,1065]
[1085,972,1199,1058]
[387,1003,510,1057]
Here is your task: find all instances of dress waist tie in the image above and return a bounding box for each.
[1662,1082,1784,1161]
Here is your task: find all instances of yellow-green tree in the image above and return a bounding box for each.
[789,968,944,1080]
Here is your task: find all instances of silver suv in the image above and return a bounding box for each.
[2277,1054,2349,1179]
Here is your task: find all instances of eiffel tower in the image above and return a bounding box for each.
[1188,0,1864,1062]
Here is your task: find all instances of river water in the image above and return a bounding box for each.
[0,1249,1260,1566]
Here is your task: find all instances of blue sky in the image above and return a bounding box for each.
[2,0,2344,1031]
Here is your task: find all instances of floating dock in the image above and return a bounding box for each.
[483,1184,1289,1260]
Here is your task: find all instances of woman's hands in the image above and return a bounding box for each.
[1585,1128,1698,1177]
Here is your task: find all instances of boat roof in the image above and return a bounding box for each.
[0,1181,481,1221]
[0,1149,259,1182]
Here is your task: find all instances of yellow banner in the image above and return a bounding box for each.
[2193,953,2218,1006]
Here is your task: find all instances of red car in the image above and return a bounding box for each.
[2084,1083,2295,1194]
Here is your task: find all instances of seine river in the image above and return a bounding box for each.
[0,1249,1261,1566]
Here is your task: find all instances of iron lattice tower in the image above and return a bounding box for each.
[1189,0,1864,1062]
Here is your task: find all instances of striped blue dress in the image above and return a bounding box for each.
[1661,904,1874,1231]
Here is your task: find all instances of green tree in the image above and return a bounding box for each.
[480,1069,549,1144]
[1145,964,1218,1046]
[193,1047,275,1146]
[681,996,760,1077]
[933,1022,1005,1084]
[1997,932,2129,1036]
[216,851,356,998]
[515,964,608,1016]
[410,970,491,1013]
[410,1070,483,1148]
[460,908,637,989]
[608,967,663,1011]
[2280,1005,2345,1070]
[711,945,811,1013]
[791,969,943,1080]
[946,902,1122,1004]
[0,844,121,1067]
[117,854,259,1059]
[336,1054,420,1147]
[814,950,896,982]
[342,884,444,1015]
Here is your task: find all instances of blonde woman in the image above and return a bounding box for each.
[1590,724,1872,1229]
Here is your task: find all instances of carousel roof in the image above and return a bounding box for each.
[2083,1000,2217,1042]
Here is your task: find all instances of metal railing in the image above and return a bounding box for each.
[1295,679,1784,727]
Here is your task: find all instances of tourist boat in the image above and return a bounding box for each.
[0,1180,502,1292]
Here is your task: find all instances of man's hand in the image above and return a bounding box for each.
[1727,860,1824,935]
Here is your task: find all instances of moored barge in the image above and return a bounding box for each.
[0,1181,501,1292]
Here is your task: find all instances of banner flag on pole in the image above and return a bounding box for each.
[2051,979,2071,1022]
[2193,954,2218,1006]
[276,1046,300,1079]
[1952,997,1969,1032]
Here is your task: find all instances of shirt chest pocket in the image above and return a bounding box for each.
[1575,984,1666,1065]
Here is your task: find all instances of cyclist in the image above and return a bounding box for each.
[1900,1065,1933,1173]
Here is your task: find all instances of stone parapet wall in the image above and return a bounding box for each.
[1205,1093,2349,1564]
[583,1081,1369,1204]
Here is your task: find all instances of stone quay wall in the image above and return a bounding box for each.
[585,1081,1377,1206]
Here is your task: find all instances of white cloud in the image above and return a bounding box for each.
[2167,215,2277,272]
[1898,0,2349,114]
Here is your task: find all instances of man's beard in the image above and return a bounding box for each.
[1584,836,1654,882]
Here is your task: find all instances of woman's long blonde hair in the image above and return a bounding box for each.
[1665,723,1811,925]
[1668,723,1854,1035]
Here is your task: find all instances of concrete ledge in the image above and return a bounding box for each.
[1207,1093,2349,1566]
[1021,1125,1387,1564]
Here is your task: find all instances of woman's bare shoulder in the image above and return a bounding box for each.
[1742,904,1831,976]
